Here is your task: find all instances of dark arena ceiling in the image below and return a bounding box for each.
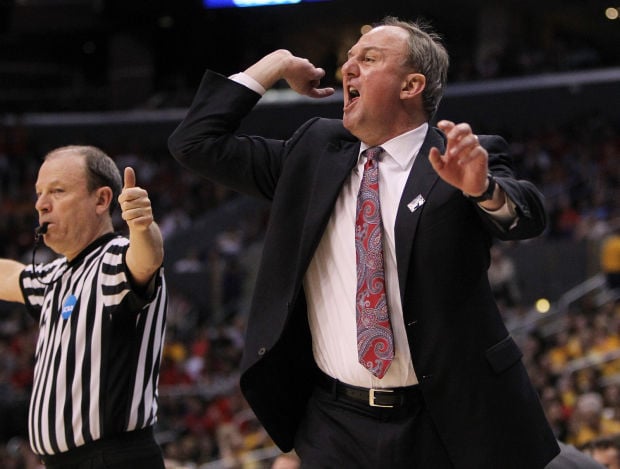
[1,0,619,113]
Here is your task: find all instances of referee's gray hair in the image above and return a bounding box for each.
[45,145,123,214]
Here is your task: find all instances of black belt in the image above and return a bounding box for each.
[316,370,421,409]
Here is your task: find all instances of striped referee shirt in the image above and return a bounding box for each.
[19,232,167,456]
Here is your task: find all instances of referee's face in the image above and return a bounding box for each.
[35,151,113,261]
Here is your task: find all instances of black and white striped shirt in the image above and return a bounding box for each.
[20,233,167,456]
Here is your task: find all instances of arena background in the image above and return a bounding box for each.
[1,0,620,467]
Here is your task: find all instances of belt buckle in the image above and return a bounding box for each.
[368,388,394,408]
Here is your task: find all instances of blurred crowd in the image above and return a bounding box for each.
[1,107,620,467]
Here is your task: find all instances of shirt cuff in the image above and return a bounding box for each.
[229,72,267,96]
[479,195,518,228]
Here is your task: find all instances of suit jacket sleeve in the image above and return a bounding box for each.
[476,134,548,241]
[168,69,291,200]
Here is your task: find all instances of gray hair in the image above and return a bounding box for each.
[377,16,449,119]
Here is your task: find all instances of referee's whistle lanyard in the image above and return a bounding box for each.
[32,222,76,320]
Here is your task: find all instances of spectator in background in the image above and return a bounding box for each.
[271,451,300,469]
[601,221,620,291]
[546,441,605,469]
[570,393,620,448]
[487,244,522,315]
[582,435,620,469]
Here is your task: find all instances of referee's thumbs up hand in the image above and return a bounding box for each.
[123,166,136,189]
[119,167,154,230]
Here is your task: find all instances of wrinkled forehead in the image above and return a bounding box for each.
[36,152,87,187]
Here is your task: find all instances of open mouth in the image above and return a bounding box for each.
[344,86,360,111]
[347,86,360,101]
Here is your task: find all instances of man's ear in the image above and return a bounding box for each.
[401,73,426,99]
[95,186,113,214]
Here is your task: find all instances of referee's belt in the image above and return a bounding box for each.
[316,370,422,408]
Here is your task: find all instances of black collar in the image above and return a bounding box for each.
[67,232,119,267]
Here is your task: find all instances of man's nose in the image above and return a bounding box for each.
[341,58,356,77]
[35,194,50,213]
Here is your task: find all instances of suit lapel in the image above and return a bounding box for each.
[295,127,446,299]
[394,128,446,299]
[296,139,359,282]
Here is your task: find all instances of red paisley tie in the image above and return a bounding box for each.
[355,146,394,379]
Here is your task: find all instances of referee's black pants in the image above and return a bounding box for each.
[294,373,454,469]
[39,427,165,469]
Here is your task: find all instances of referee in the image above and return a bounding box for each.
[0,146,167,468]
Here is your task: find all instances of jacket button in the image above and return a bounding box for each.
[258,347,267,356]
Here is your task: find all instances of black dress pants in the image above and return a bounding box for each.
[294,381,454,469]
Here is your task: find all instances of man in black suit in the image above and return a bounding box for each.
[169,16,559,469]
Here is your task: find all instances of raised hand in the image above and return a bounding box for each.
[244,49,335,99]
[118,167,154,231]
[429,120,489,197]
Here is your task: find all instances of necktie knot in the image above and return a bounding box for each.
[363,146,383,164]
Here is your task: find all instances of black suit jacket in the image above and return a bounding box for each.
[169,70,560,469]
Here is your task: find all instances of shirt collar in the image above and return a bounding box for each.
[359,123,429,170]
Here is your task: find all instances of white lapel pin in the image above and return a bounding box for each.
[407,194,425,213]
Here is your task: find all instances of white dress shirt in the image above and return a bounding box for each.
[304,129,426,388]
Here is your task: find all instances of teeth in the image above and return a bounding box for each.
[348,86,360,98]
